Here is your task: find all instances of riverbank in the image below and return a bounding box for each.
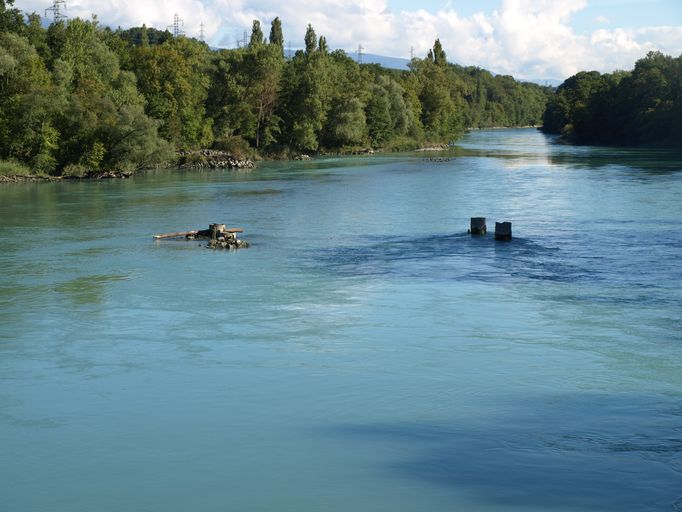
[0,135,471,184]
[0,171,135,184]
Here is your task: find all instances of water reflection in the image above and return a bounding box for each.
[54,274,129,305]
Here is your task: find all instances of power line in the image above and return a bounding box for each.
[45,0,67,24]
[167,13,185,38]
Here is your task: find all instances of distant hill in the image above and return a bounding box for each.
[360,53,411,70]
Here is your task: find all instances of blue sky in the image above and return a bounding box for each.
[16,0,682,80]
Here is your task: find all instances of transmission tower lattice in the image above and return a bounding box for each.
[199,22,205,42]
[357,44,364,64]
[168,13,185,38]
[45,0,67,24]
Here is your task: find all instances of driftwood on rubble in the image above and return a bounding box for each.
[153,224,249,249]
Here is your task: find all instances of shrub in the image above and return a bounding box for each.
[212,135,255,160]
[0,159,32,176]
[62,164,88,178]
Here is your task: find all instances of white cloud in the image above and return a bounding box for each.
[14,0,682,80]
[594,15,611,24]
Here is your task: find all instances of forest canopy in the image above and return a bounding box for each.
[542,51,682,146]
[1,0,552,176]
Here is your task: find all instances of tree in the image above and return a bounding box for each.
[433,39,447,67]
[129,36,213,149]
[269,17,283,54]
[207,43,284,149]
[366,84,392,145]
[304,24,316,55]
[0,32,59,172]
[0,0,24,34]
[318,36,328,55]
[49,19,172,172]
[328,97,366,146]
[541,51,682,145]
[24,12,50,61]
[250,20,264,48]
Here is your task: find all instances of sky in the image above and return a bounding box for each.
[16,0,682,80]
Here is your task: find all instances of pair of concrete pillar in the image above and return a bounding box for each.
[469,217,512,241]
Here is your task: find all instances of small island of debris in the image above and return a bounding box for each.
[153,224,250,250]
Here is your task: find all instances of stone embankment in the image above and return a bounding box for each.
[178,150,255,170]
[416,144,450,152]
[80,171,134,179]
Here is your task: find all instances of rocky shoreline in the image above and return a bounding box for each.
[1,144,457,184]
[178,150,255,170]
[0,171,133,183]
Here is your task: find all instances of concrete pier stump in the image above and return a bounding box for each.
[495,222,512,241]
[209,223,226,240]
[469,217,487,235]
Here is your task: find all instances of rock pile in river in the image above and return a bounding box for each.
[207,235,250,250]
[179,150,255,170]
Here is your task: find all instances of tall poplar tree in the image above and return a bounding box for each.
[269,17,284,54]
[433,39,447,67]
[249,20,264,47]
[304,24,316,55]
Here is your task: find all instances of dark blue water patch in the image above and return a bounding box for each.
[311,233,605,284]
[308,228,682,300]
[325,394,682,511]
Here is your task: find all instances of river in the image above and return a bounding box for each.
[1,128,681,511]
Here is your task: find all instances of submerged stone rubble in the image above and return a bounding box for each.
[206,235,250,250]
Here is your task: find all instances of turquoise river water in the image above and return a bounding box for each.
[1,128,681,511]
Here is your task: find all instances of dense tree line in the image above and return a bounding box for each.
[542,51,682,145]
[1,0,550,176]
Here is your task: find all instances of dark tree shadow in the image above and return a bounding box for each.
[325,394,682,511]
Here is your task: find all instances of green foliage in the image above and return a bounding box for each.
[433,39,447,67]
[269,17,284,53]
[207,42,284,149]
[212,135,255,160]
[128,36,213,149]
[250,20,264,47]
[0,32,59,173]
[543,51,682,145]
[328,97,366,146]
[117,25,173,47]
[0,14,555,178]
[0,20,172,176]
[61,163,88,178]
[0,0,23,34]
[304,24,316,55]
[0,159,31,176]
[318,36,328,55]
[366,83,393,145]
[81,141,106,169]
